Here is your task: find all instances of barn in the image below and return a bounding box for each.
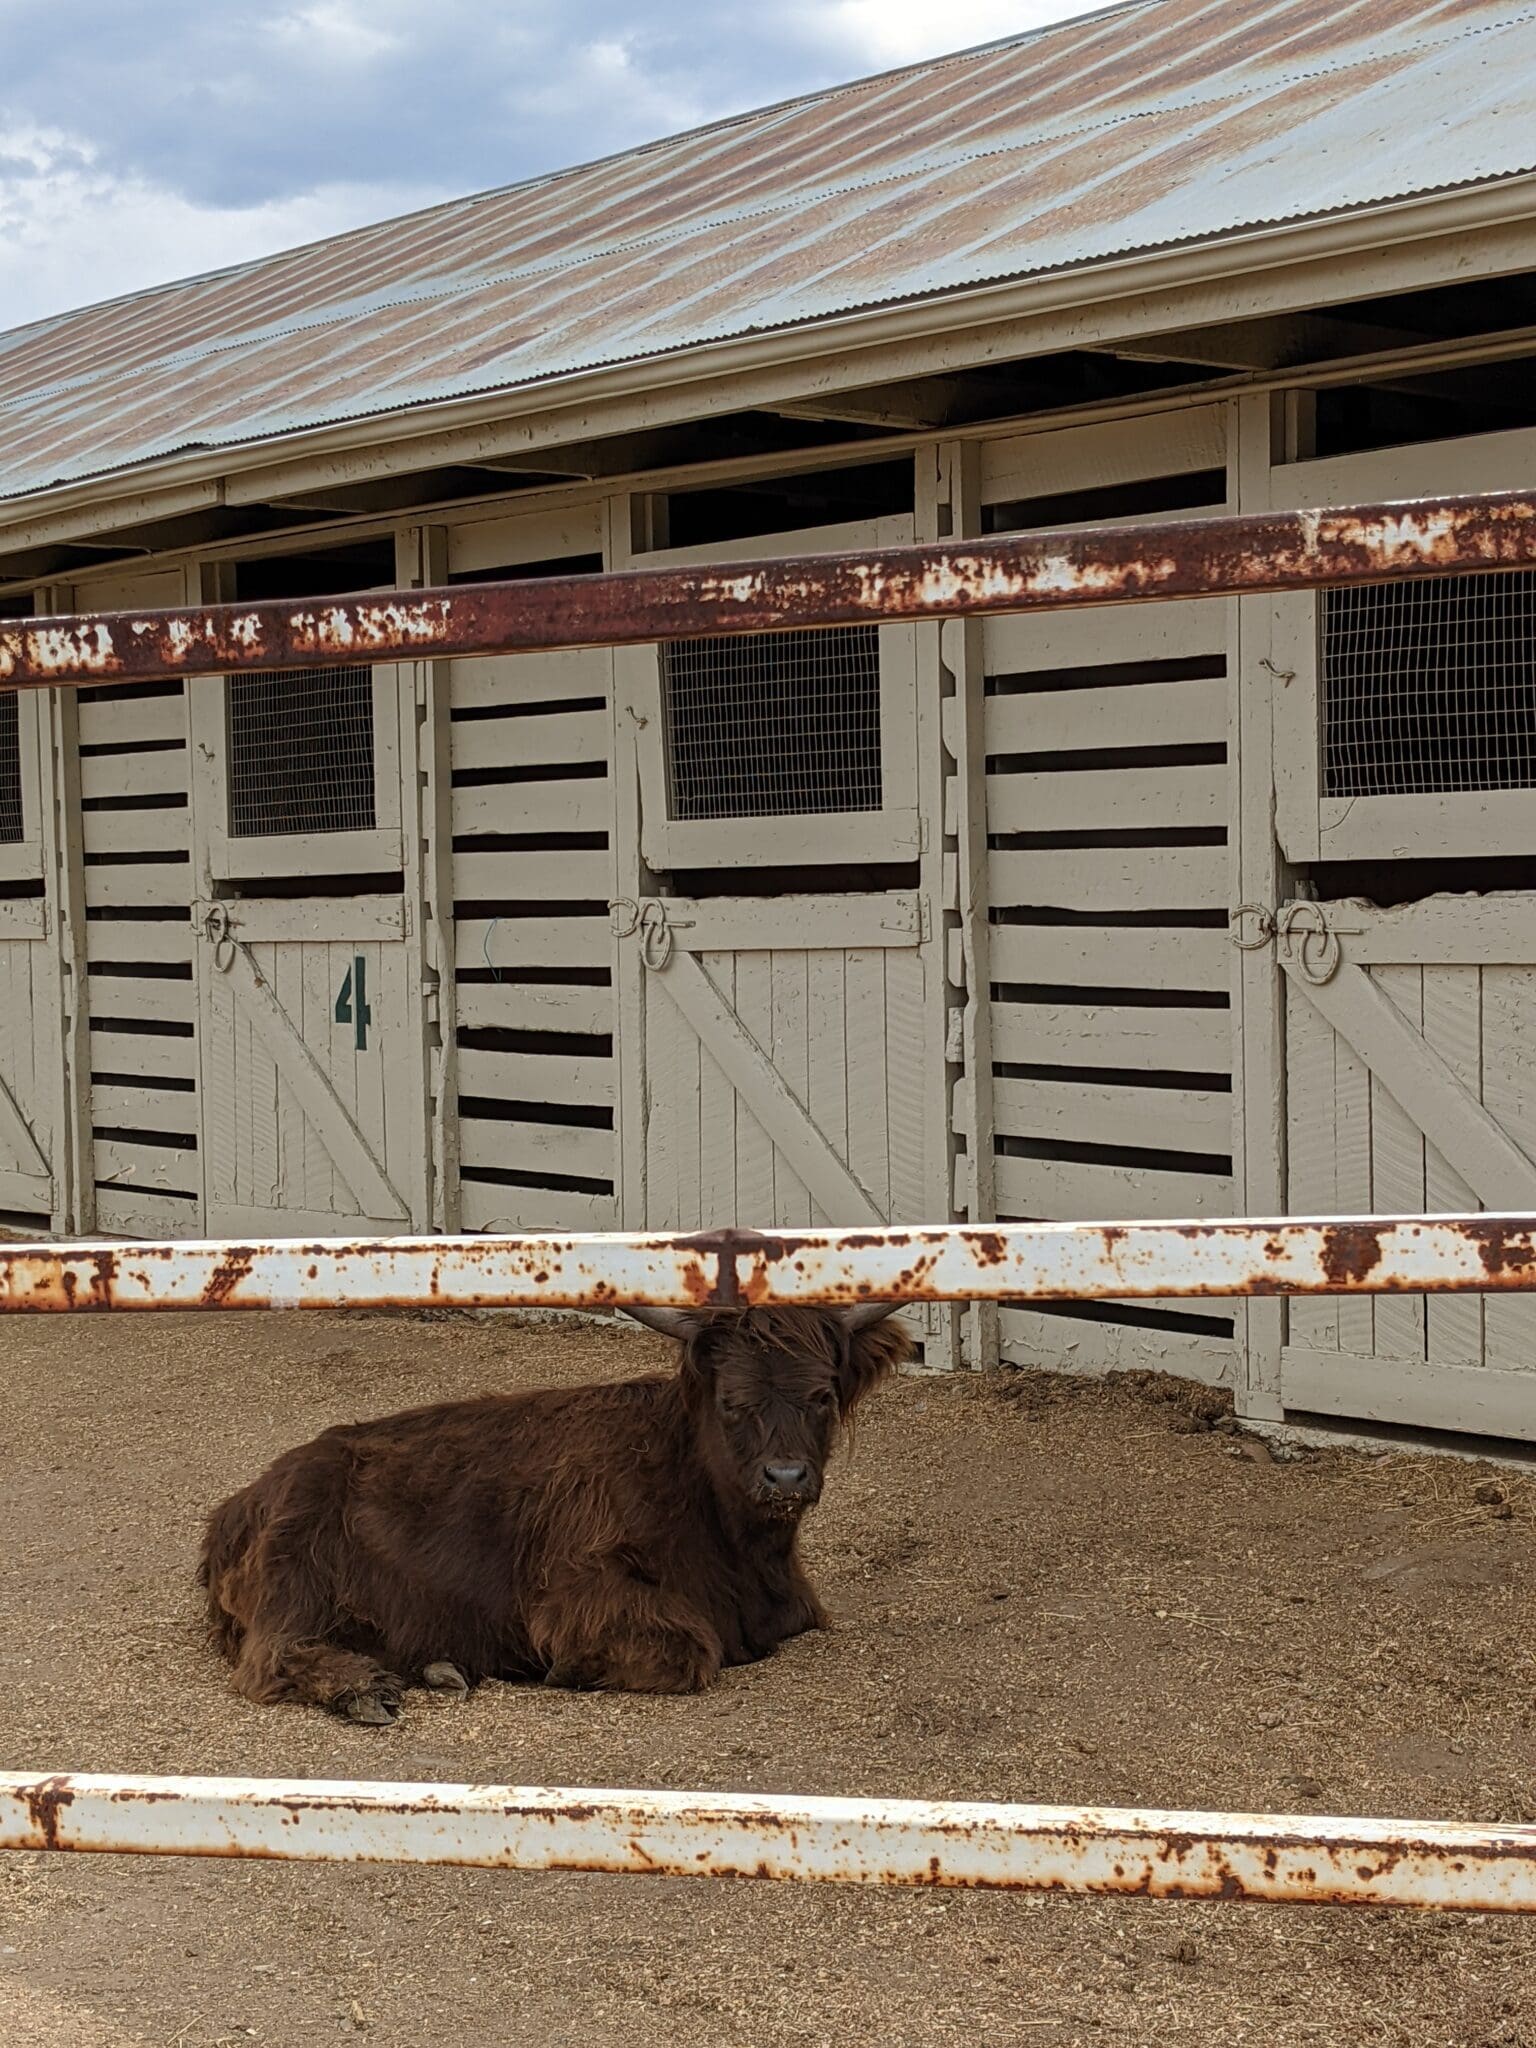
[1,0,1535,1444]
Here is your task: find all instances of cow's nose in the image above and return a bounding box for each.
[763,1462,809,1492]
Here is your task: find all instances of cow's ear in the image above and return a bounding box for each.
[835,1304,912,1416]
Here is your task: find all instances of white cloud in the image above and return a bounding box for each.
[807,0,1101,68]
[0,139,445,332]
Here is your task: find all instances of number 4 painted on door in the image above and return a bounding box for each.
[334,955,372,1051]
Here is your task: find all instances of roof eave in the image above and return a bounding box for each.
[5,173,1536,558]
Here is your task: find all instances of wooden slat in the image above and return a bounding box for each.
[86,976,195,1025]
[456,1047,613,1107]
[78,749,189,801]
[883,950,928,1225]
[91,1135,199,1196]
[0,900,46,940]
[1344,892,1536,966]
[226,898,405,944]
[451,707,609,772]
[88,1028,197,1081]
[1284,978,1340,1355]
[988,844,1227,913]
[446,501,604,575]
[1335,1032,1376,1362]
[985,1076,1230,1154]
[452,979,611,1034]
[984,675,1225,755]
[982,600,1226,679]
[456,1115,614,1183]
[698,956,738,1228]
[85,919,192,965]
[84,863,191,910]
[1283,1348,1536,1443]
[980,409,1226,507]
[1000,1304,1233,1387]
[768,951,812,1228]
[988,922,1228,994]
[1422,967,1485,1368]
[728,951,777,1228]
[667,892,920,954]
[458,1179,617,1234]
[93,1187,201,1240]
[456,917,610,971]
[89,1083,198,1134]
[451,849,612,901]
[985,764,1226,835]
[1480,968,1536,1377]
[450,778,610,838]
[991,1001,1231,1072]
[995,1152,1234,1220]
[76,695,187,750]
[1369,966,1428,1364]
[448,646,609,714]
[1318,791,1536,863]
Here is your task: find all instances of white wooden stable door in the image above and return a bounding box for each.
[189,657,425,1235]
[628,893,928,1231]
[1283,894,1536,1439]
[0,689,64,1227]
[615,514,929,1232]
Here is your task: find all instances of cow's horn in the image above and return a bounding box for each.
[622,1305,703,1337]
[838,1301,905,1331]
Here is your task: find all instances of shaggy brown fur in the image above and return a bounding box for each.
[199,1306,910,1722]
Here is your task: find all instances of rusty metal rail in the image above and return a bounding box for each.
[3,1213,1535,1911]
[4,1774,1535,1910]
[3,490,1535,689]
[0,1215,1532,1314]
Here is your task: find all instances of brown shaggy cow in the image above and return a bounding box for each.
[199,1303,909,1722]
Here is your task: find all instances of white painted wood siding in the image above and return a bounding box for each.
[978,413,1237,1388]
[445,515,617,1233]
[71,566,200,1238]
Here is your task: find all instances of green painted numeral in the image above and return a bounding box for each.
[334,955,372,1051]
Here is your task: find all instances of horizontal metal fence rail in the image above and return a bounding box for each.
[5,1775,1536,1911]
[0,1215,1531,1313]
[2,490,1535,689]
[4,1216,1536,1909]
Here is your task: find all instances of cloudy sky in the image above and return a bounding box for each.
[0,0,1100,333]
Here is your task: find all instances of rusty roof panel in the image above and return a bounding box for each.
[1,0,1534,508]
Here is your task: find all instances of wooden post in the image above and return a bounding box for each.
[35,583,91,1232]
[608,495,650,1230]
[916,442,997,1369]
[1229,393,1304,1421]
[397,525,458,1232]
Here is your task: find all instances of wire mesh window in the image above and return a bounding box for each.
[0,694,22,845]
[1322,570,1536,797]
[228,666,376,838]
[662,626,882,821]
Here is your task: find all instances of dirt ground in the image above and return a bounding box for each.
[3,1310,1536,2048]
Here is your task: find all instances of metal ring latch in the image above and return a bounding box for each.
[200,902,236,973]
[1276,901,1342,987]
[639,899,673,972]
[1229,904,1275,951]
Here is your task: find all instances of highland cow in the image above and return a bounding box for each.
[199,1303,909,1722]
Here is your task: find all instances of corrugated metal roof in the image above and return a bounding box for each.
[3,0,1535,507]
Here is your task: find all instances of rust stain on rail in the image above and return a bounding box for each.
[2,492,1536,689]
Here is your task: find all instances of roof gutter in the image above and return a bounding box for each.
[4,173,1536,555]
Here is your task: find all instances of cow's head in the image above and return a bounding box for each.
[624,1304,911,1522]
